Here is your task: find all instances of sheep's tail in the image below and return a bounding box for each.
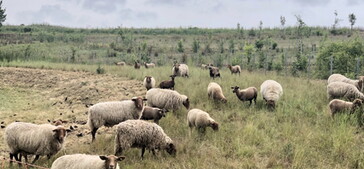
[87,109,94,130]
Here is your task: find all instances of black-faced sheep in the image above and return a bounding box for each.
[87,97,147,141]
[114,120,176,159]
[231,86,257,106]
[227,65,241,75]
[328,74,363,91]
[327,81,364,101]
[187,109,219,135]
[209,66,221,79]
[329,99,363,117]
[144,62,155,69]
[172,63,189,77]
[207,82,227,103]
[260,80,283,110]
[5,122,68,164]
[141,106,168,124]
[51,154,125,169]
[114,62,126,66]
[134,61,141,69]
[159,75,176,90]
[143,76,156,90]
[146,88,190,112]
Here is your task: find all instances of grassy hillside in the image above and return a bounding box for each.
[0,61,363,168]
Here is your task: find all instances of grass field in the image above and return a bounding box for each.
[0,61,363,168]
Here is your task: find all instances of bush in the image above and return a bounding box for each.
[96,65,105,74]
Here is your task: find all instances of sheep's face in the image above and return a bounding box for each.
[173,64,180,73]
[266,100,276,110]
[165,143,176,156]
[183,98,190,109]
[210,122,219,131]
[231,86,240,93]
[132,97,147,110]
[353,99,363,107]
[52,127,67,143]
[170,75,177,80]
[221,98,227,103]
[145,76,152,83]
[100,155,125,169]
[159,109,168,117]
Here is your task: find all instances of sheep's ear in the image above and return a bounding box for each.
[231,86,235,89]
[143,98,148,101]
[131,97,137,101]
[99,156,108,161]
[66,129,72,133]
[52,129,58,133]
[117,156,126,161]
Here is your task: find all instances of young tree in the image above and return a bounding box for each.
[192,39,200,53]
[258,21,263,38]
[331,10,342,35]
[0,0,6,27]
[280,16,286,39]
[349,13,356,35]
[177,40,184,53]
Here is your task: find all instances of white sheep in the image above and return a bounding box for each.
[207,82,227,103]
[260,80,283,109]
[187,109,219,135]
[327,81,364,101]
[87,97,147,141]
[144,62,156,68]
[328,99,363,117]
[114,62,126,66]
[114,120,176,159]
[51,154,125,169]
[227,65,241,75]
[143,76,156,90]
[328,74,363,91]
[141,106,168,124]
[172,63,189,77]
[145,88,189,112]
[5,122,68,164]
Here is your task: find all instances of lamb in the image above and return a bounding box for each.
[328,74,363,91]
[231,86,257,106]
[114,120,176,159]
[328,99,363,117]
[327,81,364,101]
[159,75,176,90]
[187,109,219,135]
[141,106,168,124]
[5,122,68,164]
[134,61,141,69]
[143,76,156,90]
[114,62,125,66]
[260,80,283,110]
[172,63,189,77]
[87,97,146,141]
[144,62,155,68]
[146,88,189,112]
[209,66,221,79]
[201,63,213,69]
[227,64,241,75]
[207,82,227,103]
[51,154,125,169]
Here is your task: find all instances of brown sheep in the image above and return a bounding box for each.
[141,106,168,124]
[231,86,257,106]
[134,61,141,69]
[329,99,362,117]
[209,66,221,79]
[159,75,176,90]
[227,64,241,75]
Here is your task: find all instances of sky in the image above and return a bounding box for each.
[2,0,364,29]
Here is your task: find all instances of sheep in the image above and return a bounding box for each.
[159,75,176,90]
[114,62,125,66]
[201,63,213,69]
[146,88,189,112]
[231,86,257,106]
[141,106,169,124]
[359,76,364,91]
[87,97,147,141]
[329,99,363,117]
[260,80,283,110]
[51,154,125,169]
[227,64,241,75]
[144,62,155,68]
[207,82,227,103]
[209,66,221,79]
[328,74,363,91]
[5,122,68,164]
[134,61,141,69]
[114,120,176,159]
[327,81,364,101]
[172,63,189,77]
[187,109,219,135]
[143,76,156,90]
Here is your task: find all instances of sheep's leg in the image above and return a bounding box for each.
[249,100,252,106]
[152,149,157,156]
[254,97,257,105]
[91,128,98,142]
[141,147,146,159]
[31,155,39,164]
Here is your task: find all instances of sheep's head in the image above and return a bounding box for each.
[353,99,363,108]
[159,109,169,117]
[221,98,227,103]
[99,155,125,169]
[170,75,177,80]
[52,126,67,143]
[266,100,276,110]
[358,80,363,91]
[165,143,176,156]
[182,96,190,109]
[231,86,240,93]
[227,65,232,69]
[173,64,180,72]
[145,76,152,83]
[210,121,219,131]
[132,97,147,110]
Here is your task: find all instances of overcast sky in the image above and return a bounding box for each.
[2,0,364,28]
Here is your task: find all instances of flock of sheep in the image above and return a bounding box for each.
[6,62,361,169]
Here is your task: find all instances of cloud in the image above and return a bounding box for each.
[288,0,332,6]
[117,8,157,22]
[81,0,126,14]
[146,0,188,6]
[16,5,72,25]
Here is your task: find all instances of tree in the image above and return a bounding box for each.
[280,16,286,39]
[192,39,200,53]
[177,40,184,53]
[0,0,6,27]
[331,10,342,35]
[349,13,356,35]
[258,21,263,38]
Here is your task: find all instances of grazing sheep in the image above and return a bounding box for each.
[88,97,146,141]
[144,62,156,69]
[5,122,68,164]
[172,63,189,77]
[207,82,227,103]
[327,81,364,101]
[209,66,221,79]
[328,74,363,91]
[134,61,141,69]
[329,99,363,117]
[114,62,126,66]
[114,120,176,159]
[141,106,168,124]
[260,80,283,109]
[231,86,257,106]
[201,63,213,69]
[227,65,241,75]
[143,76,156,90]
[51,154,125,169]
[187,109,219,135]
[146,88,189,112]
[159,75,176,90]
